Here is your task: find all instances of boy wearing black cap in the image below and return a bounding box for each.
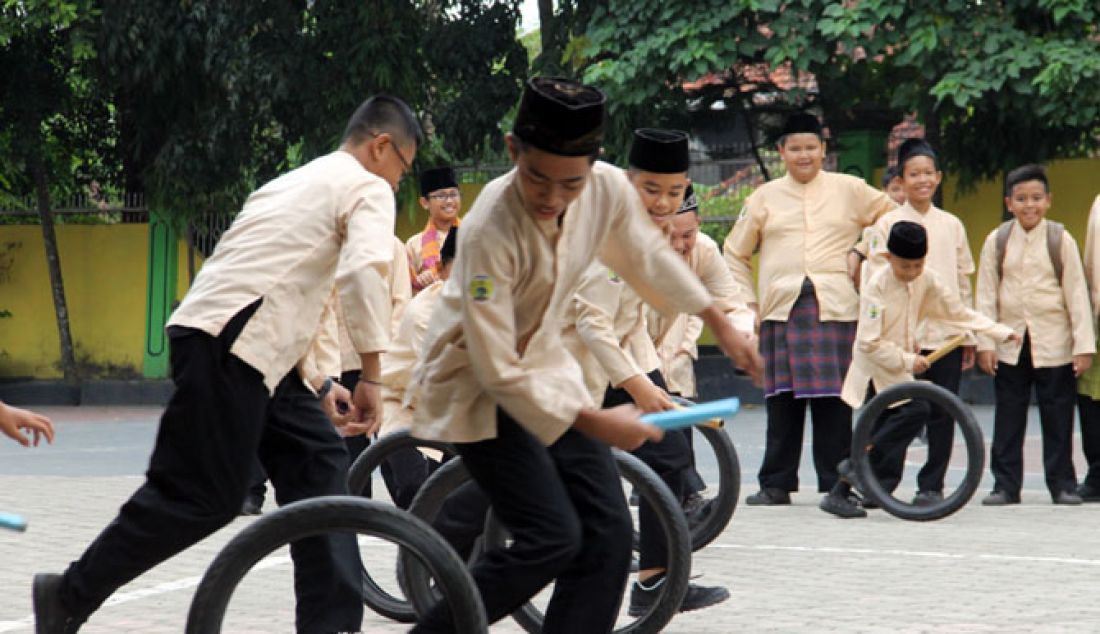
[853,139,977,506]
[408,78,761,632]
[976,164,1094,506]
[725,111,896,509]
[882,165,906,205]
[407,166,461,292]
[568,131,750,616]
[827,222,1017,518]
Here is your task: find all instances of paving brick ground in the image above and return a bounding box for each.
[1,405,1098,633]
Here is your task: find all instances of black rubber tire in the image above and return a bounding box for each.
[689,424,740,550]
[403,450,691,634]
[344,431,456,623]
[660,396,740,551]
[184,496,486,633]
[850,381,984,521]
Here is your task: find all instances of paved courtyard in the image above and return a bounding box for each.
[1,404,1098,633]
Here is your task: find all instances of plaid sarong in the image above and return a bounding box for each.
[761,278,856,399]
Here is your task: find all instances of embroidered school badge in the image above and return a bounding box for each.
[867,304,881,320]
[607,268,623,284]
[469,275,495,303]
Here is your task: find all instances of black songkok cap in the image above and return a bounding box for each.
[440,226,458,264]
[629,128,690,173]
[897,138,937,170]
[419,166,457,197]
[513,77,606,157]
[881,165,900,188]
[780,112,823,139]
[677,183,699,214]
[887,221,928,259]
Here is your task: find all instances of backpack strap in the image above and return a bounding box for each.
[1046,220,1065,283]
[994,220,1014,281]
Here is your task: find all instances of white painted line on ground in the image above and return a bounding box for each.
[0,537,387,632]
[709,543,1100,566]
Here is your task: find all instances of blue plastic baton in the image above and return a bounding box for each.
[640,397,740,431]
[0,512,27,532]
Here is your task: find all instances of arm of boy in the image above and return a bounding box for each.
[722,195,762,316]
[974,232,1002,375]
[1058,235,1097,375]
[0,401,54,447]
[573,266,647,392]
[855,282,917,375]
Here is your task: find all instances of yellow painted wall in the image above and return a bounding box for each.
[0,224,149,378]
[941,157,1096,264]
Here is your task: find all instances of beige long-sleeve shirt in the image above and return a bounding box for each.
[1085,195,1100,322]
[975,218,1095,367]
[571,265,662,402]
[380,280,444,435]
[723,171,894,322]
[841,267,1014,408]
[409,162,712,445]
[649,311,704,397]
[168,151,395,393]
[859,203,976,348]
[337,236,413,373]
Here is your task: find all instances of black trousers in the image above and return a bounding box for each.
[601,370,689,570]
[1078,394,1100,489]
[59,305,363,633]
[990,332,1078,499]
[759,392,852,492]
[869,398,933,494]
[874,348,963,494]
[413,410,632,633]
[914,347,964,493]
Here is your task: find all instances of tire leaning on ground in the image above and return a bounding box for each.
[667,395,740,551]
[688,424,740,550]
[184,496,486,634]
[850,381,984,522]
[402,450,691,634]
[345,430,457,623]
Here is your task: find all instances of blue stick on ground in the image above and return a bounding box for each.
[0,511,27,532]
[641,397,741,430]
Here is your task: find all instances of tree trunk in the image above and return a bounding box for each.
[537,0,554,53]
[738,101,771,181]
[32,151,79,381]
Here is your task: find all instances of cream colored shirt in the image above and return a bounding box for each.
[975,218,1095,367]
[860,203,976,348]
[380,280,444,435]
[841,267,1013,408]
[409,162,712,445]
[723,171,894,322]
[649,311,704,397]
[570,266,662,403]
[338,236,413,372]
[1085,195,1100,322]
[168,151,395,393]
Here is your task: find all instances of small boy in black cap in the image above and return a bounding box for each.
[407,165,461,292]
[825,221,1017,518]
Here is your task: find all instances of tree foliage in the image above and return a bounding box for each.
[582,0,1100,182]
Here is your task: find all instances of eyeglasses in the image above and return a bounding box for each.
[369,130,413,180]
[428,191,460,201]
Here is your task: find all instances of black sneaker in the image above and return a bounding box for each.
[819,491,867,518]
[1053,490,1083,505]
[682,492,707,515]
[745,488,790,505]
[628,575,730,616]
[912,491,943,507]
[981,490,1020,506]
[1076,482,1100,502]
[33,573,82,634]
[240,496,264,516]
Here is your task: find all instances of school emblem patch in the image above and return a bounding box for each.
[607,268,623,284]
[469,275,495,303]
[867,304,881,320]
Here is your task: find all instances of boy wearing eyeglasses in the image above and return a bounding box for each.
[408,166,461,292]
